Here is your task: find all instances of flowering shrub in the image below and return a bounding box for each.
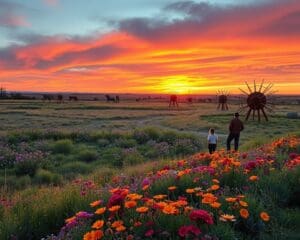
[47,136,300,240]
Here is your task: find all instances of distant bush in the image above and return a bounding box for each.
[122,148,145,166]
[97,138,110,147]
[52,139,74,154]
[58,162,92,176]
[34,169,62,185]
[100,147,123,167]
[77,149,98,163]
[286,112,298,119]
[114,138,137,148]
[15,159,38,177]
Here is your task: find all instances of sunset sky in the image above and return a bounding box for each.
[0,0,299,94]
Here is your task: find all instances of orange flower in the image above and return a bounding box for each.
[184,206,194,214]
[168,186,177,191]
[211,185,220,191]
[171,200,188,207]
[239,201,248,207]
[125,201,137,209]
[108,205,121,212]
[162,205,178,215]
[92,220,104,229]
[153,194,167,200]
[210,202,221,209]
[156,201,168,209]
[136,206,149,213]
[260,212,270,222]
[90,200,102,208]
[186,188,195,194]
[112,220,124,228]
[65,216,76,224]
[95,207,106,215]
[219,214,236,222]
[83,230,103,240]
[127,193,143,201]
[249,175,259,181]
[240,208,249,219]
[116,225,126,232]
[212,179,220,184]
[225,197,237,203]
[202,193,217,204]
[142,185,149,191]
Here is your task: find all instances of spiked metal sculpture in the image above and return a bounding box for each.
[217,90,229,110]
[238,80,276,122]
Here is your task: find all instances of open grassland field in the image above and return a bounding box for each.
[0,99,299,240]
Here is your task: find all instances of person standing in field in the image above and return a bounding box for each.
[207,128,218,154]
[227,112,244,151]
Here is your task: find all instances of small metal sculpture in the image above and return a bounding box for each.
[238,80,276,122]
[217,90,229,110]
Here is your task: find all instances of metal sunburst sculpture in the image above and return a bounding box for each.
[217,90,229,110]
[238,80,276,122]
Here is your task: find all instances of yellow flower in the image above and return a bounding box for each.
[210,202,221,208]
[108,205,121,212]
[92,220,104,229]
[90,200,102,208]
[95,207,106,215]
[211,185,220,191]
[125,201,137,209]
[219,214,236,222]
[136,206,149,213]
[260,212,270,222]
[239,201,248,207]
[239,208,249,219]
[249,175,259,181]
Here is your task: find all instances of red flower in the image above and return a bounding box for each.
[189,209,214,225]
[145,229,154,237]
[178,225,201,238]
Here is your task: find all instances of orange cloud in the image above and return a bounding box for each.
[0,0,300,94]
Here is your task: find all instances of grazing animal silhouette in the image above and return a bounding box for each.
[69,96,78,101]
[105,94,115,102]
[42,94,53,102]
[169,95,179,108]
[57,94,64,103]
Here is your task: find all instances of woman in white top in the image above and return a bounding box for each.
[207,128,218,154]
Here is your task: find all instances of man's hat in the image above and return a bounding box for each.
[234,112,240,117]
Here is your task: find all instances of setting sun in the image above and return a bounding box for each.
[157,76,203,94]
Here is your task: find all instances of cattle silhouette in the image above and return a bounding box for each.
[169,95,179,108]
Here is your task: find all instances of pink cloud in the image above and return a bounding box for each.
[44,0,59,7]
[0,14,30,27]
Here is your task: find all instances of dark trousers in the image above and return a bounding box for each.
[226,133,240,151]
[208,144,217,154]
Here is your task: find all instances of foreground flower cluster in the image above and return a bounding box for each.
[57,136,300,239]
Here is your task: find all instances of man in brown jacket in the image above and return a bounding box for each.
[227,112,244,151]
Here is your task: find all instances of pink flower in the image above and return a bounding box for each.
[189,209,214,225]
[178,225,201,238]
[145,229,154,237]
